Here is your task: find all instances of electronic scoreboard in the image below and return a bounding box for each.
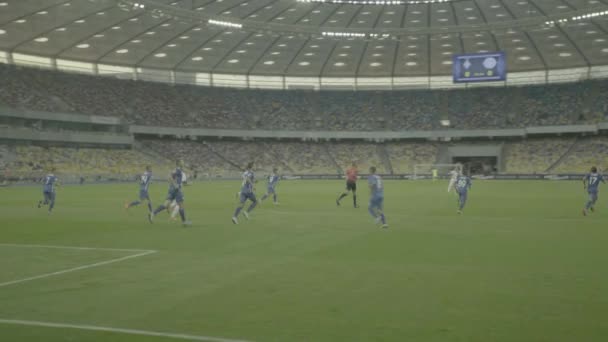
[452,52,506,83]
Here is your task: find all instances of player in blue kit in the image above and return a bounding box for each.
[455,172,472,214]
[260,168,280,205]
[368,166,388,228]
[38,168,58,214]
[232,162,257,224]
[149,161,191,226]
[582,166,605,216]
[125,166,153,213]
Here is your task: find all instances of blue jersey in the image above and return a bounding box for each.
[455,175,471,193]
[368,174,384,197]
[268,174,279,189]
[43,174,57,193]
[171,168,183,190]
[585,173,604,193]
[140,171,152,192]
[241,170,255,194]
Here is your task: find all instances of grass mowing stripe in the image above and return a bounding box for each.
[0,319,253,342]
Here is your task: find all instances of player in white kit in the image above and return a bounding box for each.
[169,171,187,221]
[448,165,462,193]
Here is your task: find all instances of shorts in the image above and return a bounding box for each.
[166,188,184,203]
[239,191,257,204]
[267,186,276,194]
[448,179,457,192]
[588,191,598,203]
[139,189,150,201]
[369,195,384,211]
[43,191,56,202]
[346,181,357,191]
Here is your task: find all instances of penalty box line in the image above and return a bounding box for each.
[0,319,253,342]
[0,243,158,288]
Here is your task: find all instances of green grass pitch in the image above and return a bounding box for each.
[1,179,608,342]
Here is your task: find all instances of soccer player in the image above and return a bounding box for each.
[38,168,58,214]
[125,166,153,213]
[232,162,257,224]
[260,168,280,205]
[149,161,191,227]
[448,165,461,193]
[336,161,359,208]
[455,171,472,214]
[368,166,388,228]
[182,171,188,186]
[582,166,605,216]
[169,200,180,221]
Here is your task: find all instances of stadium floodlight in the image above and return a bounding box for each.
[546,10,608,26]
[322,31,366,38]
[208,19,242,29]
[118,0,608,37]
[296,0,456,4]
[322,31,390,39]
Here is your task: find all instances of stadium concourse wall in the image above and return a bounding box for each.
[0,107,132,146]
[129,123,602,140]
[0,127,132,146]
[0,106,124,126]
[2,53,608,90]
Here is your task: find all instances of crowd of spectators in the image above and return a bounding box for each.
[150,140,440,176]
[2,63,607,132]
[326,143,387,174]
[5,136,608,180]
[385,142,439,174]
[145,139,342,175]
[553,137,608,174]
[0,144,168,181]
[503,138,576,174]
[0,140,407,180]
[4,63,608,178]
[142,139,240,178]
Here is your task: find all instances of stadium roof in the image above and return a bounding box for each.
[1,0,608,86]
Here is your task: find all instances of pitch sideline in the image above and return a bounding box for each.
[0,319,253,342]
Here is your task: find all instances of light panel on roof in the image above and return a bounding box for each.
[297,0,452,4]
[208,19,242,29]
[322,31,390,39]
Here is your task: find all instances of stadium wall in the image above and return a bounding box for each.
[0,106,124,126]
[130,124,605,141]
[0,127,133,146]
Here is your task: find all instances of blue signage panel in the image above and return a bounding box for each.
[452,52,506,83]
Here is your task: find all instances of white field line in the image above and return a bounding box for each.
[0,243,153,253]
[0,244,157,288]
[0,319,253,342]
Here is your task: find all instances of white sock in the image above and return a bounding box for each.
[171,205,179,219]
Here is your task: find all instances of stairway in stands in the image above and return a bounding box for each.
[324,143,343,175]
[545,137,579,173]
[376,144,394,175]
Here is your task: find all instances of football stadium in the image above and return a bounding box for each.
[1,0,608,341]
